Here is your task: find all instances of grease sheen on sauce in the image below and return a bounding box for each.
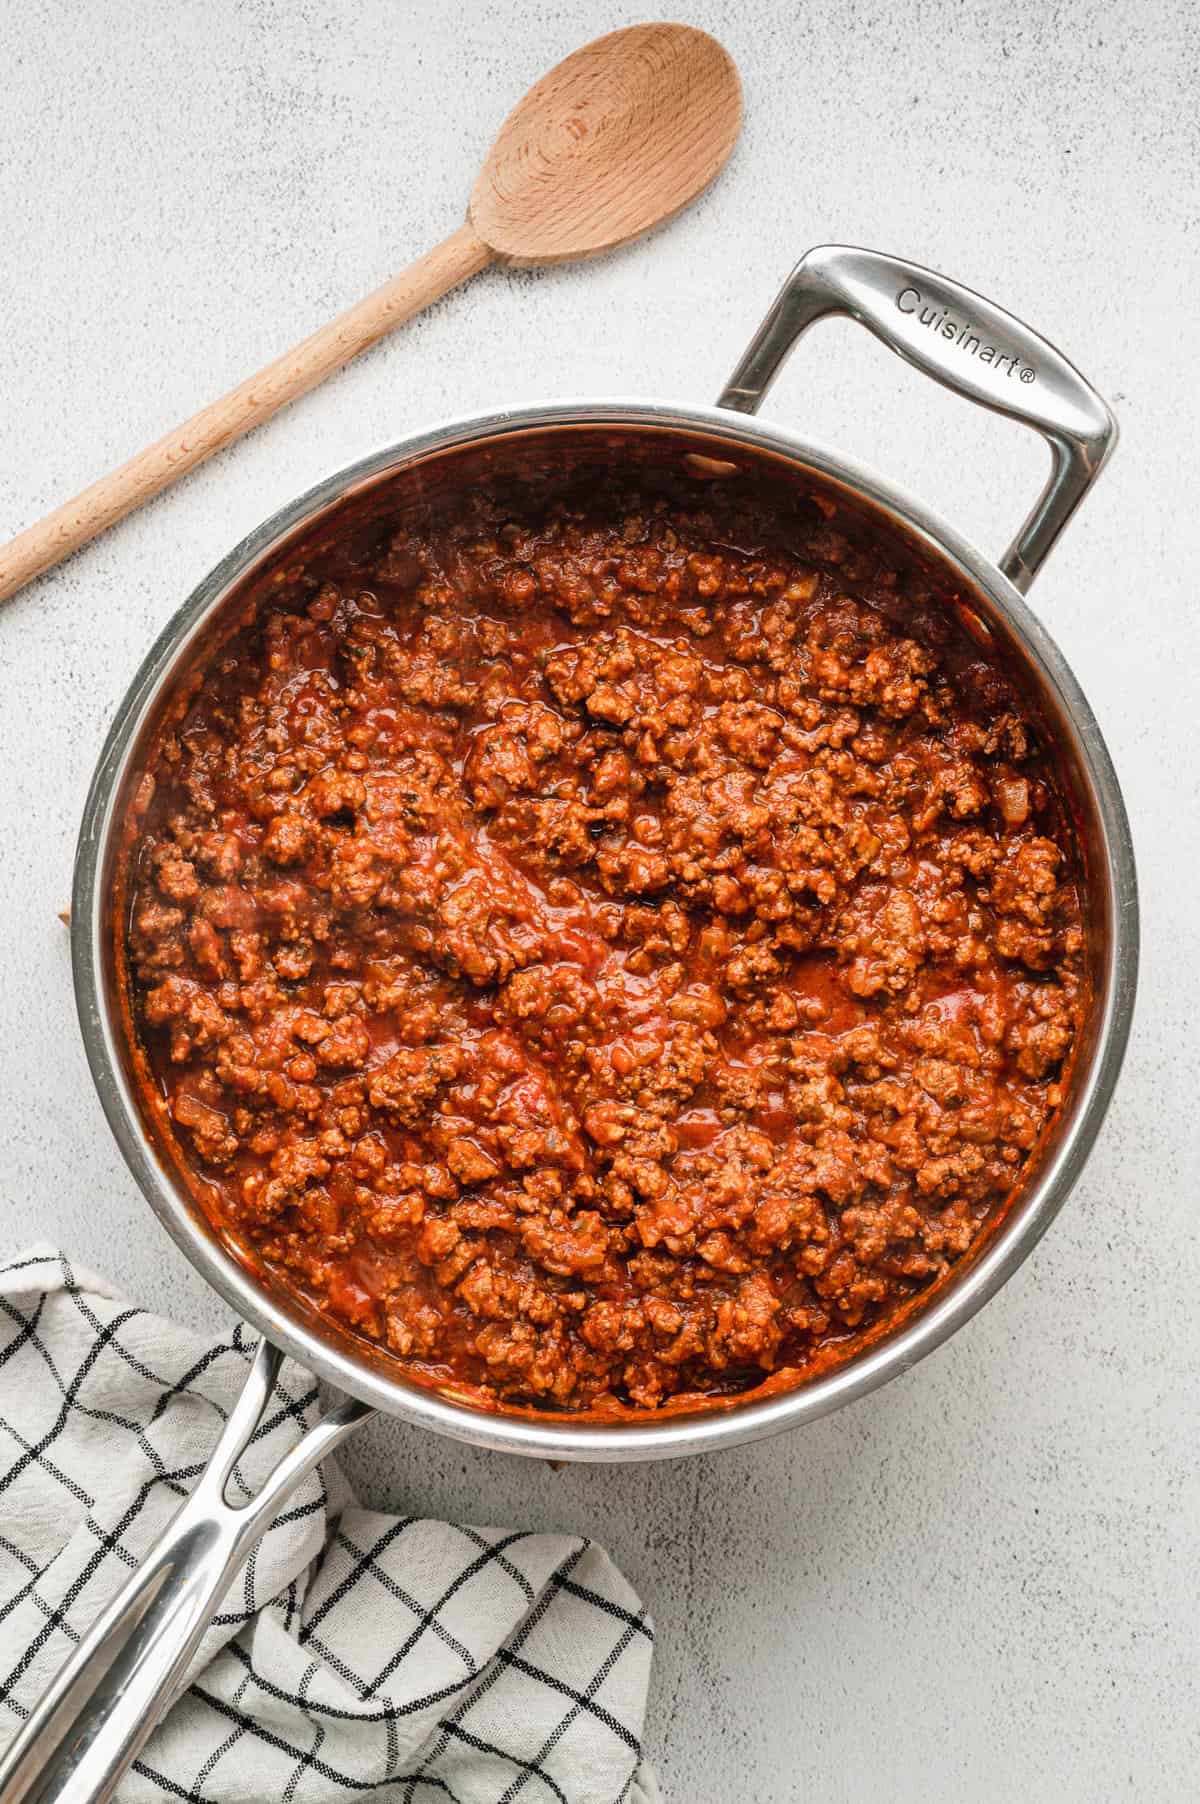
[123,479,1084,1415]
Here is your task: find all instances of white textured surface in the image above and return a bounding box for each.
[1,1,1197,1797]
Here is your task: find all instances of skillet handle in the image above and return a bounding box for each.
[0,1340,371,1804]
[718,243,1117,593]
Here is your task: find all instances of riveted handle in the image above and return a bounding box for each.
[0,1341,371,1804]
[719,244,1117,592]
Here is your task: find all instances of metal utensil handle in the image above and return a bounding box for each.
[718,243,1117,592]
[0,1340,372,1804]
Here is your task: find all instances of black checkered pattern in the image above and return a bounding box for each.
[0,1248,658,1803]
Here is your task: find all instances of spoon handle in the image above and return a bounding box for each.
[0,221,492,605]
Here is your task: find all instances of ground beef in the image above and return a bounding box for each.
[123,477,1084,1415]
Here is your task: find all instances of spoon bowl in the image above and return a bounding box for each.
[470,23,743,263]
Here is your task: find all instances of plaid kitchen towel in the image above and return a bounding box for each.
[0,1247,658,1804]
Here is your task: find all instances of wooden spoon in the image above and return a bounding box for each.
[0,24,741,605]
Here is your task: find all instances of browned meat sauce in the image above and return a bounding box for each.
[124,480,1084,1414]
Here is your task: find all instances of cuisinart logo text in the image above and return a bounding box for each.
[896,285,1037,383]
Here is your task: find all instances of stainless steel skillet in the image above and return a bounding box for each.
[0,246,1137,1804]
